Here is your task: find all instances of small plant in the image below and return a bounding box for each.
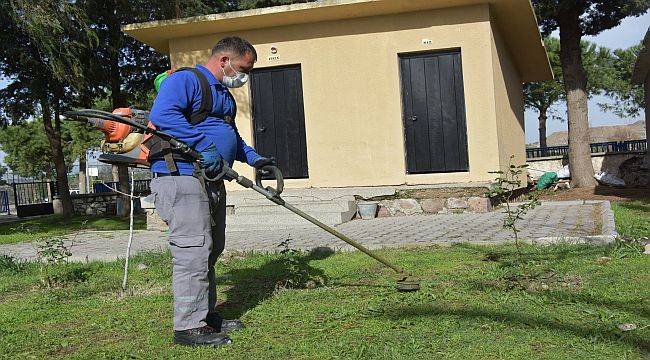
[486,155,541,270]
[36,236,74,287]
[35,221,87,288]
[37,237,72,264]
[275,237,325,291]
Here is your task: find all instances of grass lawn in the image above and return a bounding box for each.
[0,214,146,245]
[0,200,647,358]
[1,241,648,359]
[612,200,650,239]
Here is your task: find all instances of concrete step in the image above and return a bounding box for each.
[227,194,356,206]
[223,187,384,231]
[226,211,347,231]
[234,200,356,215]
[225,186,399,206]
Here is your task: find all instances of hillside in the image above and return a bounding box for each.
[528,120,646,147]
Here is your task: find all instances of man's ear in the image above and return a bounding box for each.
[217,55,229,67]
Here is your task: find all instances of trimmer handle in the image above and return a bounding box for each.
[200,159,238,182]
[255,165,284,197]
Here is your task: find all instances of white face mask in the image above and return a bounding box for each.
[221,60,249,88]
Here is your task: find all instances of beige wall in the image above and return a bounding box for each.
[489,19,526,171]
[168,4,524,190]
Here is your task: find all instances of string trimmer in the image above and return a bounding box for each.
[64,109,420,292]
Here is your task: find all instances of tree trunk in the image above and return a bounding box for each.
[41,99,73,217]
[117,166,130,217]
[79,88,91,195]
[107,1,130,217]
[558,12,596,187]
[643,75,650,169]
[112,165,131,217]
[107,0,123,110]
[112,165,119,183]
[538,106,548,154]
[79,155,87,194]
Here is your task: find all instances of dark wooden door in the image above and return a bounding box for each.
[400,50,469,173]
[250,65,309,179]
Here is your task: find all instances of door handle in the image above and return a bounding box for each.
[409,115,418,121]
[257,127,266,133]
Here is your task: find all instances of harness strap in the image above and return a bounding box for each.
[160,140,179,175]
[176,67,213,126]
[149,67,231,173]
[193,162,218,227]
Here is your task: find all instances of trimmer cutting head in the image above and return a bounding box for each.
[396,273,421,292]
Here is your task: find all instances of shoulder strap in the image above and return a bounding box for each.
[176,67,212,125]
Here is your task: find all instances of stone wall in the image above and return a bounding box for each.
[70,193,118,216]
[376,196,492,217]
[527,151,644,179]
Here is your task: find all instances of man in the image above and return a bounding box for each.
[148,37,274,347]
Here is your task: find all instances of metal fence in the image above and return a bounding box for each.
[526,139,647,159]
[0,190,9,214]
[12,181,58,217]
[2,168,154,217]
[1,172,50,185]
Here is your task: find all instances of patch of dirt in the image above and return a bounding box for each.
[399,188,488,199]
[49,344,79,357]
[522,273,583,293]
[591,205,603,235]
[484,269,584,293]
[482,253,502,262]
[125,284,169,297]
[531,342,547,353]
[535,186,650,202]
[368,262,391,275]
[366,187,488,201]
[218,251,250,264]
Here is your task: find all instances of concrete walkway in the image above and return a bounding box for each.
[0,201,617,262]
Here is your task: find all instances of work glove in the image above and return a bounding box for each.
[252,156,276,169]
[200,144,223,174]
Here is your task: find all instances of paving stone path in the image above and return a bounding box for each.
[0,201,616,262]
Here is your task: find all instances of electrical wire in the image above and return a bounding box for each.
[96,183,139,199]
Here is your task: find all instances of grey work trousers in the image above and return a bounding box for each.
[149,175,226,331]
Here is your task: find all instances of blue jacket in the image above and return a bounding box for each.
[149,65,262,175]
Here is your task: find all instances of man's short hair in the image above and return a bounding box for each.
[211,37,257,61]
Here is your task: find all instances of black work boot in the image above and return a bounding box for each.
[206,313,245,333]
[173,325,232,347]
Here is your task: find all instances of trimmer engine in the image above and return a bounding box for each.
[84,108,154,167]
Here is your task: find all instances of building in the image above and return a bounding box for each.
[124,0,552,190]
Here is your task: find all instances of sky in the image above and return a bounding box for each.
[524,12,650,144]
[0,11,648,169]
